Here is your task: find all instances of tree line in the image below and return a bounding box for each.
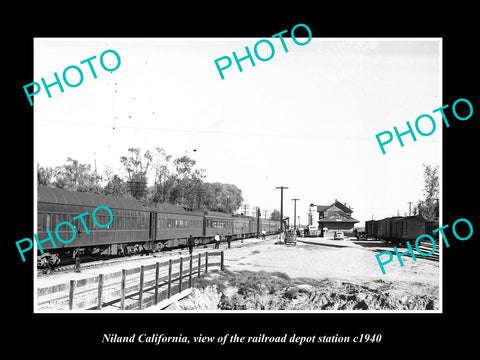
[38,147,247,214]
[413,163,439,220]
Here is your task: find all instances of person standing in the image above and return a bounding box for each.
[187,235,195,255]
[214,233,220,249]
[70,249,80,273]
[226,233,232,249]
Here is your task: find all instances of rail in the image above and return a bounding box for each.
[37,251,224,310]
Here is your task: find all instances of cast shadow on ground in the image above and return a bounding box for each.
[296,239,349,249]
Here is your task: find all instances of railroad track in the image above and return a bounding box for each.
[37,236,270,276]
[389,241,439,262]
[415,241,439,261]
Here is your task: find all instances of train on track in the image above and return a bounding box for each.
[37,186,280,267]
[365,215,439,246]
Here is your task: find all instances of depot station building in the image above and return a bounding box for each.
[308,200,359,238]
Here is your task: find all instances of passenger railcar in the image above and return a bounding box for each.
[37,186,151,259]
[248,216,257,235]
[260,219,280,234]
[151,203,204,250]
[204,210,235,240]
[37,186,280,266]
[232,215,250,240]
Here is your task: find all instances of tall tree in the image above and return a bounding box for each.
[414,164,439,220]
[150,147,173,203]
[203,182,243,213]
[52,158,102,193]
[102,167,128,198]
[167,156,206,207]
[37,164,58,186]
[270,209,281,220]
[120,148,152,200]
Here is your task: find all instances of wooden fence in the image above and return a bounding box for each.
[37,251,224,311]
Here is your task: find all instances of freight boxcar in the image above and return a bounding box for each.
[369,215,437,246]
[365,220,377,239]
[376,217,390,241]
[389,215,427,245]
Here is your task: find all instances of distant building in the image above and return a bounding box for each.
[316,200,359,238]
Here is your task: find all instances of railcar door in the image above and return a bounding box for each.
[149,212,157,240]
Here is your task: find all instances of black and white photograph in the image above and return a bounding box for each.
[8,5,478,355]
[32,37,442,314]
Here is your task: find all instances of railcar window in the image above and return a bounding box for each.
[37,214,44,232]
[50,214,57,229]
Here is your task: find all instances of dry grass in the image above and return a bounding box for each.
[177,269,438,311]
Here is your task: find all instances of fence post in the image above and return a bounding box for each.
[69,280,76,310]
[205,252,209,273]
[197,253,201,277]
[167,259,172,298]
[221,250,224,271]
[189,255,193,288]
[120,269,126,310]
[97,274,104,310]
[179,257,183,293]
[139,265,144,310]
[155,262,160,305]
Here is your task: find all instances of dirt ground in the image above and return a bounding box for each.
[176,236,440,311]
[224,237,439,285]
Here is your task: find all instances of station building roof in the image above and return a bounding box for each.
[318,212,359,223]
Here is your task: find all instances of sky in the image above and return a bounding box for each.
[34,38,441,226]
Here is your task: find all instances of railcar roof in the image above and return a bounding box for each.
[38,186,147,211]
[204,210,235,218]
[151,202,204,216]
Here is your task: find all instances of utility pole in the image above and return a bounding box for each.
[291,198,299,230]
[263,209,268,219]
[276,186,288,232]
[241,203,249,216]
[408,202,413,216]
[256,207,261,238]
